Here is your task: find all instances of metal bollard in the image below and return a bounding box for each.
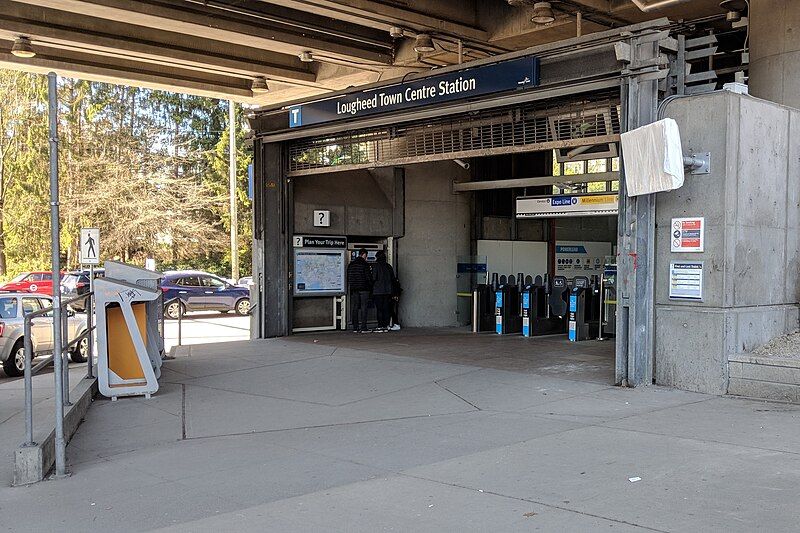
[23,318,35,446]
[86,292,94,378]
[177,299,183,346]
[62,310,71,406]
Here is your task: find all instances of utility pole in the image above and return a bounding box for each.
[229,100,239,282]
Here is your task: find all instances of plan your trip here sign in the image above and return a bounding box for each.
[288,56,540,128]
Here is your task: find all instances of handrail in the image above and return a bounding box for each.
[22,291,95,447]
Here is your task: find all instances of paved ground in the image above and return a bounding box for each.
[162,312,250,353]
[0,363,90,484]
[2,329,800,532]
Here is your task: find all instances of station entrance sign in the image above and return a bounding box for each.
[288,56,540,128]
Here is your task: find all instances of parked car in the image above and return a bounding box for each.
[0,293,88,377]
[161,270,251,319]
[0,271,62,295]
[60,269,105,311]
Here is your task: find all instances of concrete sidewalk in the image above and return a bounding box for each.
[2,331,800,531]
[0,364,90,484]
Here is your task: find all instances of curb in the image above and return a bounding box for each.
[13,376,98,486]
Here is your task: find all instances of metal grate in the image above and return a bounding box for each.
[287,91,621,176]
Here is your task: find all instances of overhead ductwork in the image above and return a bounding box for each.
[630,0,693,12]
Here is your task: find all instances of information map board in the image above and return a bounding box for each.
[293,249,346,297]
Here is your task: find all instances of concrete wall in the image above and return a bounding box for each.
[554,216,616,243]
[749,0,800,110]
[293,169,399,237]
[656,91,800,394]
[398,161,471,327]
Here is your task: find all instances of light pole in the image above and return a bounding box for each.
[229,100,239,283]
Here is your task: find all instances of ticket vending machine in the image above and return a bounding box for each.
[568,276,600,342]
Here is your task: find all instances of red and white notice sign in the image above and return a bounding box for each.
[671,217,704,252]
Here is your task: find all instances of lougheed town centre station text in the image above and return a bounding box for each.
[337,77,478,116]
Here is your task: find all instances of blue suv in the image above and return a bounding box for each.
[161,270,250,319]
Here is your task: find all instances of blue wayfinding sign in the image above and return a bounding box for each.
[288,55,540,128]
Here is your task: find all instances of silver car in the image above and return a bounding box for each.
[0,293,89,377]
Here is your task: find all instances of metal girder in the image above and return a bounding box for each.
[12,0,393,64]
[286,135,621,177]
[615,32,660,388]
[0,2,316,84]
[253,0,490,43]
[0,48,254,99]
[453,171,620,191]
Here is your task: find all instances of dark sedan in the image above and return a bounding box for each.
[60,269,105,311]
[161,271,250,319]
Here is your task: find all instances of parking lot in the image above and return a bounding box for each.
[163,312,251,354]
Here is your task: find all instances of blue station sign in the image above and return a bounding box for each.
[288,55,540,128]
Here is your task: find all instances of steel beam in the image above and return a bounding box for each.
[453,172,620,191]
[615,33,660,387]
[0,50,254,100]
[0,4,316,83]
[13,0,393,64]
[253,0,490,43]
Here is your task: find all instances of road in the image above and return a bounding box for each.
[163,312,251,353]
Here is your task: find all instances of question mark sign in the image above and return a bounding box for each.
[319,212,325,225]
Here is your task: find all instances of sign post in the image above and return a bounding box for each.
[80,228,100,380]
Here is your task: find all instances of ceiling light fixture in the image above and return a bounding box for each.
[251,76,269,94]
[531,2,555,24]
[299,50,313,63]
[413,33,435,53]
[11,36,35,58]
[388,26,404,39]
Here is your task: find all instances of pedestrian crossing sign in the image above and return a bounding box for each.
[80,228,100,265]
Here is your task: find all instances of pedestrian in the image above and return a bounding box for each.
[371,250,395,332]
[346,248,373,333]
[389,272,402,331]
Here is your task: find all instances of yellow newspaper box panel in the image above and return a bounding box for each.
[95,278,161,399]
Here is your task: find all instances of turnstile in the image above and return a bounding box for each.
[568,276,600,342]
[495,274,523,334]
[521,275,567,337]
[599,261,617,339]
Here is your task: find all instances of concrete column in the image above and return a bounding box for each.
[749,0,800,109]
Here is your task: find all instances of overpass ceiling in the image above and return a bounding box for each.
[3,0,729,104]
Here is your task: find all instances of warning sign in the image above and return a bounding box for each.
[670,217,704,253]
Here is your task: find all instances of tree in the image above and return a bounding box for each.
[0,71,49,275]
[0,69,252,279]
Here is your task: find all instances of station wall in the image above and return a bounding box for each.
[397,161,471,327]
[657,91,800,394]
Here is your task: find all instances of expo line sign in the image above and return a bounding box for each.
[288,55,540,128]
[516,193,619,218]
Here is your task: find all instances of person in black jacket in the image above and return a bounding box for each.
[371,250,396,332]
[347,248,373,333]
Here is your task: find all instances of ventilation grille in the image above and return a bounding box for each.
[288,92,621,175]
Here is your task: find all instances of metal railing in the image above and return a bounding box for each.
[22,291,95,448]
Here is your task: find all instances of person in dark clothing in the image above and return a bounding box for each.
[347,248,373,333]
[371,250,396,332]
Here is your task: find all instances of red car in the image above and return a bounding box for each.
[0,271,61,295]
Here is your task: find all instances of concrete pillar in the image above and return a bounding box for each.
[749,0,800,109]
